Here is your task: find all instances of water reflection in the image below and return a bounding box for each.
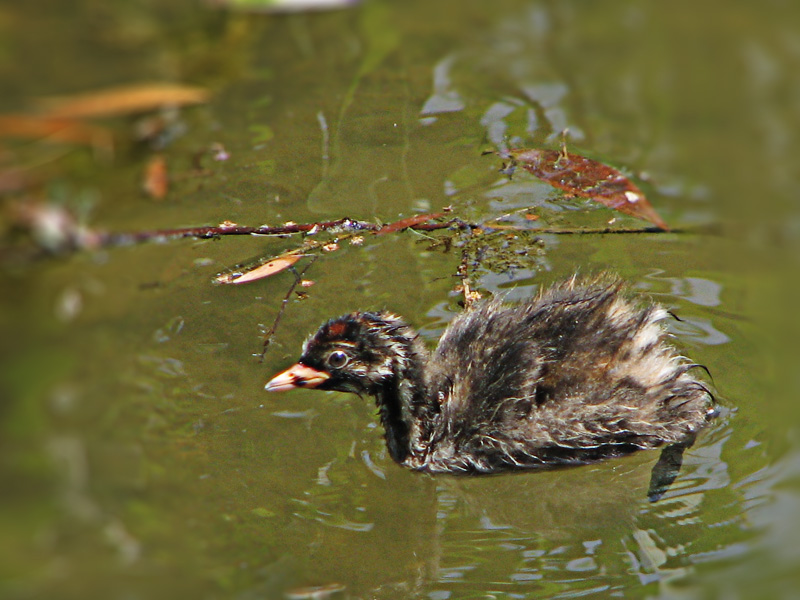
[420,433,734,597]
[420,55,465,117]
[274,410,734,598]
[667,277,724,308]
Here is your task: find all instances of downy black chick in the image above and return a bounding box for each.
[266,277,715,474]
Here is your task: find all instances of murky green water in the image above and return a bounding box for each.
[2,1,799,598]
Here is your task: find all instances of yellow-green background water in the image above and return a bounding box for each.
[1,1,798,598]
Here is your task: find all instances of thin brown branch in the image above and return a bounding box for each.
[4,204,698,268]
[485,225,674,235]
[453,230,484,309]
[259,255,318,362]
[98,217,374,246]
[93,214,468,248]
[375,212,447,234]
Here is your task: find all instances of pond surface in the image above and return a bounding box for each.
[2,1,799,599]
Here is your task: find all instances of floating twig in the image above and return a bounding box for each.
[259,255,318,361]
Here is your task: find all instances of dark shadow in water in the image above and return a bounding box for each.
[647,437,696,502]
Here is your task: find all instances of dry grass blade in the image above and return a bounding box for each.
[0,114,112,149]
[39,83,210,119]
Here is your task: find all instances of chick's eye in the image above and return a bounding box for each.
[327,350,349,369]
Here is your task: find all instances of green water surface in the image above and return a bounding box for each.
[1,1,798,598]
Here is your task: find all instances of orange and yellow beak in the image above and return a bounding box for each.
[265,363,330,392]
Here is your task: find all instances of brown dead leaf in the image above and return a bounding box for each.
[39,83,209,120]
[142,155,168,199]
[215,253,302,285]
[506,148,669,231]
